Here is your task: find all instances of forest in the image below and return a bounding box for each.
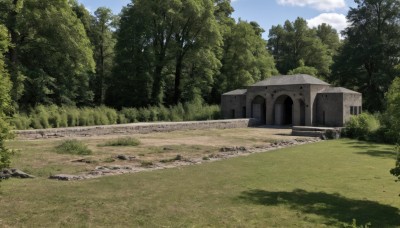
[0,0,399,126]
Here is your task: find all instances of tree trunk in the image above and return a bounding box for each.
[173,54,184,104]
[8,0,22,104]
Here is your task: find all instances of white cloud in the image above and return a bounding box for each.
[277,0,346,11]
[307,13,349,35]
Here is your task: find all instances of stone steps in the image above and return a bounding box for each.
[291,126,343,139]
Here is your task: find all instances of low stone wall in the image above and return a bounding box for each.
[14,119,261,140]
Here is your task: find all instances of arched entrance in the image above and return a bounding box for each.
[251,96,266,124]
[274,95,293,125]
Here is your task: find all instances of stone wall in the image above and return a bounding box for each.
[15,119,261,140]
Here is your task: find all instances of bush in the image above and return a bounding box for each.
[390,145,400,181]
[158,105,170,121]
[56,140,92,155]
[120,108,138,123]
[99,137,140,147]
[0,118,12,170]
[9,114,31,130]
[8,103,221,130]
[344,113,380,141]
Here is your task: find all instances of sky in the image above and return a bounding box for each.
[78,0,357,39]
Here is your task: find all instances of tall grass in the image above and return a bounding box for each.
[9,102,221,130]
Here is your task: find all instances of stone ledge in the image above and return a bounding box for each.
[14,119,261,140]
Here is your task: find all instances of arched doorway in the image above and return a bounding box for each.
[274,95,293,125]
[251,96,266,124]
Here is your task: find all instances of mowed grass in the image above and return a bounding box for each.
[0,139,399,227]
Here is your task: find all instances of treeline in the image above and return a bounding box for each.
[0,0,349,111]
[0,0,399,116]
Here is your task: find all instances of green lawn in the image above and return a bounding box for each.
[0,139,399,227]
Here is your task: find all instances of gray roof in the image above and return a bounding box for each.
[251,74,330,86]
[222,89,247,95]
[319,87,360,94]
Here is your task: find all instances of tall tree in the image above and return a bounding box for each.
[0,0,95,107]
[315,23,341,57]
[91,7,117,105]
[215,20,277,96]
[110,0,222,107]
[268,17,333,78]
[331,0,400,111]
[169,0,222,104]
[0,0,25,107]
[0,24,12,170]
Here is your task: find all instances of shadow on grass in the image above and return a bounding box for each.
[238,189,400,227]
[356,150,397,159]
[343,140,380,149]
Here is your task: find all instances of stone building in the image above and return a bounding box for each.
[221,74,362,127]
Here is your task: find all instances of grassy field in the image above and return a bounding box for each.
[0,132,399,227]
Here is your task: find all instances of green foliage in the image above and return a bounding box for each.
[0,118,12,170]
[215,20,278,96]
[0,0,95,107]
[110,0,223,107]
[389,145,400,182]
[384,77,400,143]
[344,113,380,141]
[331,0,400,112]
[99,137,141,147]
[9,102,221,130]
[0,24,13,172]
[288,60,319,77]
[268,17,335,78]
[55,140,92,155]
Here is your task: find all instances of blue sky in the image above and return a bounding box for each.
[78,0,357,38]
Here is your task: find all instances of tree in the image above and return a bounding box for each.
[0,0,25,107]
[0,24,12,170]
[215,20,277,97]
[315,23,341,57]
[288,60,319,77]
[110,0,222,107]
[169,0,222,104]
[91,7,117,105]
[387,77,400,183]
[268,17,333,78]
[331,0,400,112]
[0,0,95,107]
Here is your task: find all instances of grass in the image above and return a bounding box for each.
[56,140,92,155]
[98,137,141,147]
[1,138,399,227]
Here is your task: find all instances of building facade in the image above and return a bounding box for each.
[221,74,362,127]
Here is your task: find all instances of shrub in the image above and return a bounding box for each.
[344,113,380,141]
[31,105,50,129]
[137,107,151,122]
[121,108,138,123]
[169,103,184,121]
[9,114,31,130]
[65,106,80,127]
[158,105,170,121]
[0,118,12,170]
[390,145,400,181]
[56,140,92,155]
[99,137,140,147]
[8,103,221,130]
[117,114,128,124]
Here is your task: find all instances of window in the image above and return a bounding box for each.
[358,106,362,114]
[242,107,246,118]
[231,109,235,118]
[350,106,354,115]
